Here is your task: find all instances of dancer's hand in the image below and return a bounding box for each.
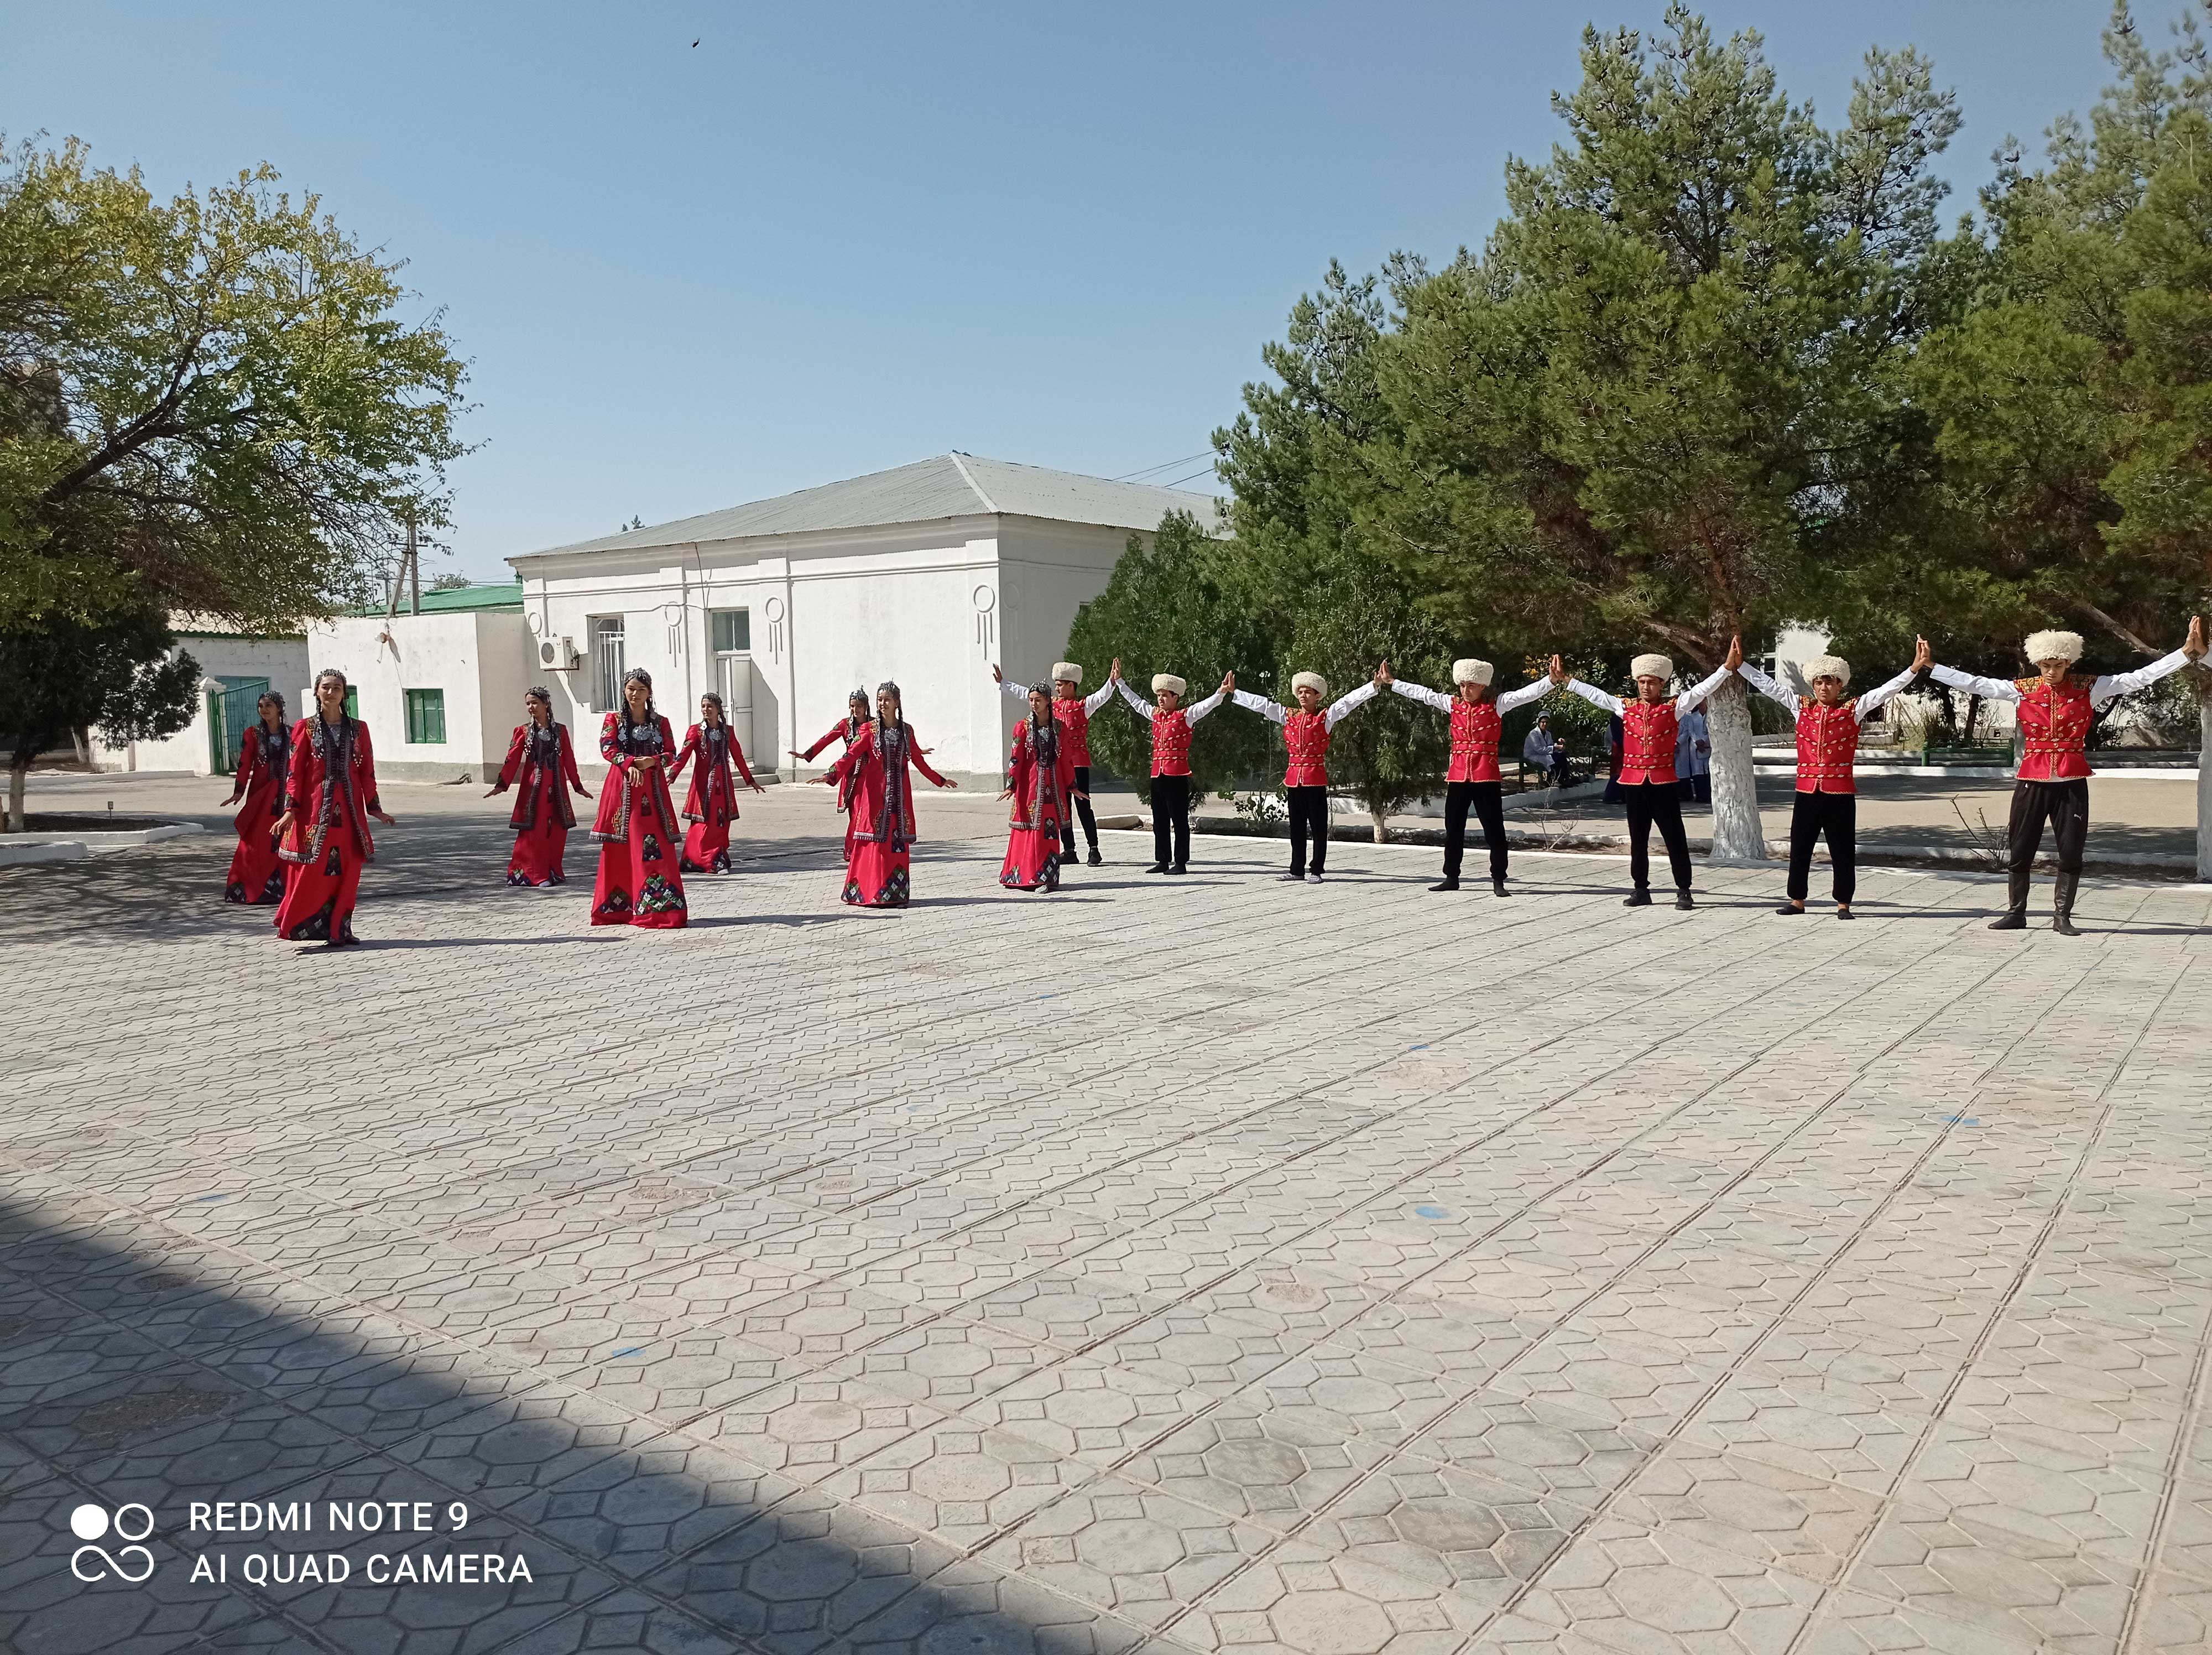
[2185,615,2206,658]
[1074,790,1090,802]
[272,810,295,841]
[482,786,499,797]
[990,664,1004,683]
[749,779,767,793]
[575,785,592,799]
[998,787,1014,802]
[371,809,397,825]
[1724,634,1744,672]
[1109,657,1121,682]
[1912,636,1933,672]
[1374,660,1394,685]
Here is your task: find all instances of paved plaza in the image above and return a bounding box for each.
[4,783,2212,1655]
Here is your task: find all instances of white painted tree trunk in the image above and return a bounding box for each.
[1704,675,1768,863]
[2195,668,2212,883]
[6,760,26,834]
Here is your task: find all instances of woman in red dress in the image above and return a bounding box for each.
[671,692,764,873]
[272,669,395,945]
[484,687,591,887]
[826,681,956,908]
[998,685,1084,892]
[589,668,688,928]
[220,691,291,905]
[795,689,873,860]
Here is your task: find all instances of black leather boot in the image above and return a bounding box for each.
[1988,869,2030,930]
[2052,871,2081,936]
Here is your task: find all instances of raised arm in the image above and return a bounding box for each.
[1185,687,1229,725]
[1924,641,2022,701]
[1083,683,1115,716]
[1734,663,1799,719]
[1230,688,1286,726]
[1116,679,1157,721]
[1562,678,1624,716]
[1389,679,1452,714]
[910,736,953,789]
[1674,663,1735,715]
[1000,677,1033,704]
[2089,627,2203,706]
[1324,680,1380,730]
[1852,664,1920,724]
[798,721,847,761]
[1493,678,1553,715]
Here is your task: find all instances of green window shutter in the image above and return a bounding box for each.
[344,688,359,720]
[711,609,750,653]
[404,689,445,744]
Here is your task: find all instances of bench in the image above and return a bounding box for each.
[1923,744,2015,766]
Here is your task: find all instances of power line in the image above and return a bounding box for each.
[1113,450,1215,481]
[1160,464,1220,489]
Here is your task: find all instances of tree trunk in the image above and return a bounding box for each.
[1369,802,1386,844]
[6,754,28,834]
[2195,667,2212,884]
[1704,675,1767,863]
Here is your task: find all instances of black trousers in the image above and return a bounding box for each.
[1787,790,1856,905]
[1058,766,1099,857]
[2007,778,2089,875]
[1151,774,1191,867]
[1623,781,1692,891]
[1287,785,1329,875]
[1443,780,1508,882]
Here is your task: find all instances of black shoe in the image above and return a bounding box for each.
[1836,905,1854,919]
[1146,862,1169,875]
[1988,909,2027,930]
[2052,871,2081,936]
[1775,902,1805,916]
[1491,879,1510,897]
[1166,864,1187,876]
[1624,889,1652,907]
[1087,850,1102,867]
[1674,891,1695,910]
[1430,878,1459,892]
[1990,870,2030,929]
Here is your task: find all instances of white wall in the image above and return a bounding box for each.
[307,611,532,782]
[994,518,1143,769]
[91,633,308,776]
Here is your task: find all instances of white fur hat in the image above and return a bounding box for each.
[1630,653,1673,681]
[1803,655,1850,687]
[1050,662,1082,685]
[1291,670,1328,697]
[1452,658,1494,686]
[1152,673,1187,698]
[2025,629,2084,664]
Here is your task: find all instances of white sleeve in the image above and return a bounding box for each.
[1735,663,1798,717]
[1324,680,1380,730]
[1232,688,1287,725]
[1389,679,1453,713]
[1494,678,1553,714]
[2090,647,2192,707]
[1564,678,1623,715]
[1001,679,1031,703]
[1084,683,1115,716]
[1676,664,1734,714]
[1853,665,1919,724]
[1185,688,1228,724]
[1116,680,1156,721]
[1929,663,2021,703]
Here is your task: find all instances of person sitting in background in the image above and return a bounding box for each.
[1521,715,1556,782]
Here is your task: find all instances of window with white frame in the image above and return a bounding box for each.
[591,616,625,711]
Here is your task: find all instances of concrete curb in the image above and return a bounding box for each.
[0,841,90,867]
[0,823,204,861]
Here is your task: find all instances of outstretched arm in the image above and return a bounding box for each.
[1323,680,1381,730]
[1116,679,1157,721]
[1083,683,1115,716]
[1922,636,2021,703]
[666,725,700,782]
[1852,664,1921,725]
[1185,687,1230,725]
[1389,679,1452,714]
[1230,688,1287,725]
[2090,616,2206,706]
[1735,662,1799,719]
[910,738,955,789]
[1675,637,1744,715]
[1561,678,1624,716]
[1493,678,1553,715]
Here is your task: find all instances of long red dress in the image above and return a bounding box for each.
[827,720,950,908]
[670,720,758,874]
[274,714,381,945]
[589,711,688,928]
[1000,717,1076,892]
[489,720,586,887]
[223,722,290,905]
[803,715,871,857]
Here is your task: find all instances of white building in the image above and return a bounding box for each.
[505,453,1220,782]
[91,617,309,777]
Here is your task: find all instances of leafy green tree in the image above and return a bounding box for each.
[0,608,196,829]
[1064,511,1276,803]
[1222,7,1963,860]
[0,137,468,631]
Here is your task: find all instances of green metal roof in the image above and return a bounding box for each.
[352,581,524,615]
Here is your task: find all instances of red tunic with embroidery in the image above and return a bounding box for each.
[1793,701,1863,794]
[1150,709,1194,778]
[1448,700,1504,785]
[1282,710,1331,787]
[1616,701,1680,787]
[1051,696,1094,767]
[2015,678,2095,782]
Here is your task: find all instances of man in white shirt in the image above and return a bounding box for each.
[1384,658,1555,894]
[1228,670,1381,882]
[1113,664,1232,875]
[1921,616,2203,933]
[1553,638,1740,909]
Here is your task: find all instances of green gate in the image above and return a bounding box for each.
[207,676,270,774]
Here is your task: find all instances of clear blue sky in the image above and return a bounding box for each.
[5,1,2141,581]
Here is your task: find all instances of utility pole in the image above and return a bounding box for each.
[408,513,420,615]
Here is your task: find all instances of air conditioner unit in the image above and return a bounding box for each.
[539,637,582,671]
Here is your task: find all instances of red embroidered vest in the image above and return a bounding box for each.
[1618,700,1679,786]
[1052,697,1092,767]
[1151,709,1192,777]
[1448,699,1502,784]
[1283,710,1330,787]
[2015,678,2094,782]
[1794,700,1861,794]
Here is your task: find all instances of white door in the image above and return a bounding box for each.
[718,653,755,763]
